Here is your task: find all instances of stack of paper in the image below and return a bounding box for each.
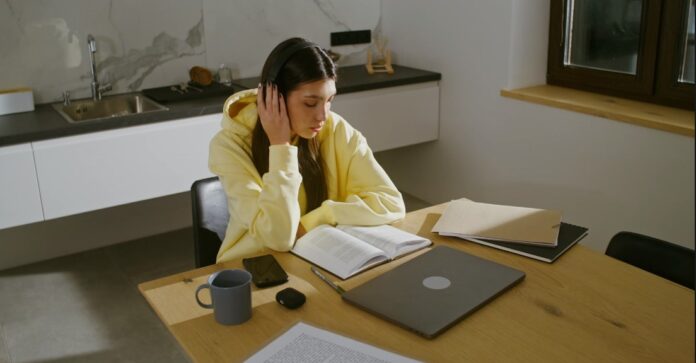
[432,198,562,247]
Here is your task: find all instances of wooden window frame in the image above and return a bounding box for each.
[654,0,694,108]
[547,0,694,110]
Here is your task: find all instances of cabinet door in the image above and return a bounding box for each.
[32,114,221,220]
[332,82,439,152]
[0,143,44,229]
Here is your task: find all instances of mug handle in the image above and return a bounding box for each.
[195,283,214,309]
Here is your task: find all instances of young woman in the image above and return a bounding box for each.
[209,37,405,262]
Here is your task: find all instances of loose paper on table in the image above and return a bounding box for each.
[244,321,421,363]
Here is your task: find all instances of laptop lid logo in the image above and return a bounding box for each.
[422,276,451,290]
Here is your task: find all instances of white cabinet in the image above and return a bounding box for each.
[0,143,44,228]
[332,82,439,152]
[32,114,220,219]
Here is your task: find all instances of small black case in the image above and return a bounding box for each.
[275,288,306,309]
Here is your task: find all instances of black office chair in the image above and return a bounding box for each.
[191,177,230,268]
[605,231,695,289]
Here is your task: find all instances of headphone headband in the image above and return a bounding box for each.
[267,41,316,82]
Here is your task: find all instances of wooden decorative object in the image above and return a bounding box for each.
[365,36,394,75]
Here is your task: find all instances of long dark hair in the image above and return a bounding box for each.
[252,37,336,212]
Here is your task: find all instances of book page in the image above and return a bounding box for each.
[245,322,421,363]
[292,225,387,279]
[337,225,431,259]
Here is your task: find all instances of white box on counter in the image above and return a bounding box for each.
[0,88,35,116]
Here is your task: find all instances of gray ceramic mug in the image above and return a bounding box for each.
[195,269,252,325]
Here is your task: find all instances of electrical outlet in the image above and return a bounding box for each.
[330,30,372,46]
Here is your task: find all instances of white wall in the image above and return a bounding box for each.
[377,0,695,252]
[0,0,379,103]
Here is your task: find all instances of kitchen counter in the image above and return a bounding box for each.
[0,65,440,147]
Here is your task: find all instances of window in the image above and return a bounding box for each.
[548,0,694,109]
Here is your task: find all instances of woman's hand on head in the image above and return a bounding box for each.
[257,83,292,145]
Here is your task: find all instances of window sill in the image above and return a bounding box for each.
[500,85,694,137]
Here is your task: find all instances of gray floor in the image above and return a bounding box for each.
[0,229,194,363]
[0,193,430,363]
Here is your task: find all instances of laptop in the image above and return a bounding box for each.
[342,245,525,338]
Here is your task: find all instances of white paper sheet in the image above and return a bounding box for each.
[245,322,421,363]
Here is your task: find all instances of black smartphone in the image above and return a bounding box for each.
[242,254,288,288]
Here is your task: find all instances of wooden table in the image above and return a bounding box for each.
[138,204,694,362]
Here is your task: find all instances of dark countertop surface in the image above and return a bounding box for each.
[0,65,440,147]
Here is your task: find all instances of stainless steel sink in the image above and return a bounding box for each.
[52,93,168,123]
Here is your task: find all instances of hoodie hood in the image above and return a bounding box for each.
[221,88,260,139]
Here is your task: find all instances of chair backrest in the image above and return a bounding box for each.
[606,231,695,289]
[191,177,230,268]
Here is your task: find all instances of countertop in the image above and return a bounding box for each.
[0,65,440,147]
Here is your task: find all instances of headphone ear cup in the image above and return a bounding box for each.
[267,64,280,85]
[267,57,284,85]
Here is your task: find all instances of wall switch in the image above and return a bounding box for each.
[330,30,372,46]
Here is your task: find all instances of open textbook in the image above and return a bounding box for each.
[432,198,562,246]
[292,224,432,280]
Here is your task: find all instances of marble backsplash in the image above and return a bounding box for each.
[0,0,381,104]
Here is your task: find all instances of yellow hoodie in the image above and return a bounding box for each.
[209,89,406,262]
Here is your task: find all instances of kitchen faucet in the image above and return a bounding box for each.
[87,34,112,100]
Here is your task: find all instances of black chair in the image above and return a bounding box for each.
[191,177,230,268]
[605,231,695,289]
